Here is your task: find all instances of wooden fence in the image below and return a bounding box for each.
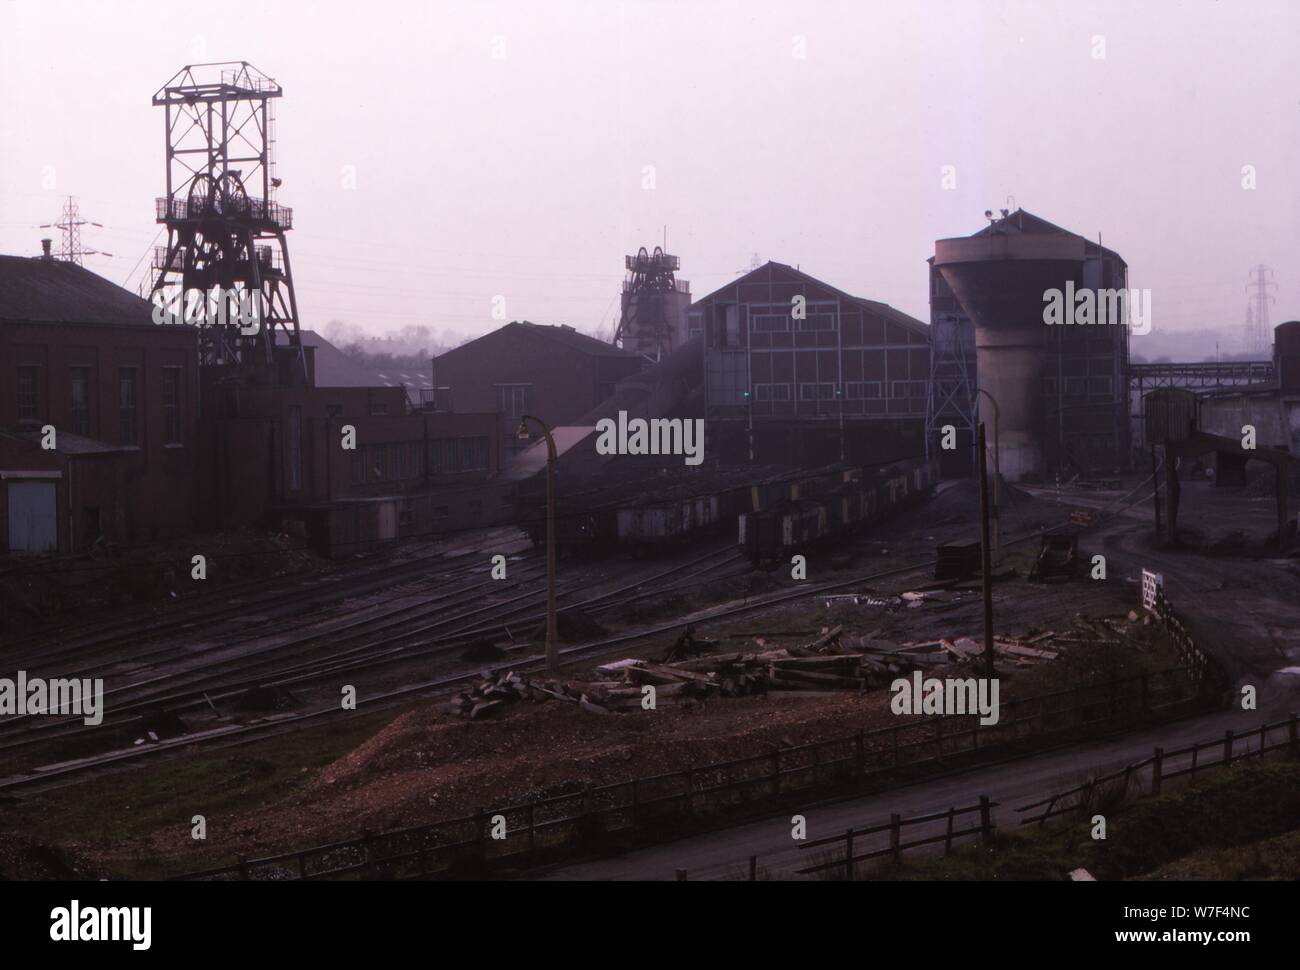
[1016,712,1300,825]
[704,712,1299,882]
[173,664,1208,881]
[794,796,995,878]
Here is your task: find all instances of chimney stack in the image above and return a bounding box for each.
[40,238,53,260]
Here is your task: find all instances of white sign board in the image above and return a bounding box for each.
[1141,569,1164,613]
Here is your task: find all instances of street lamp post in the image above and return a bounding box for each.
[973,387,1001,563]
[518,415,558,671]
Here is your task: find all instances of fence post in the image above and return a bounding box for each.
[528,801,537,862]
[1290,712,1299,754]
[675,868,688,881]
[1224,729,1235,767]
[237,856,249,881]
[361,829,375,877]
[845,828,855,882]
[749,855,757,882]
[1152,747,1164,795]
[1040,794,1056,828]
[944,807,955,856]
[979,795,993,843]
[889,814,901,863]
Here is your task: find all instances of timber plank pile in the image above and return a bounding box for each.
[447,626,942,719]
[899,611,1156,668]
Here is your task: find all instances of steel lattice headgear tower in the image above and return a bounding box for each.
[150,62,304,376]
[614,246,691,361]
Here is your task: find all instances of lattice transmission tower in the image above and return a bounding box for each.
[39,196,112,265]
[1245,264,1277,355]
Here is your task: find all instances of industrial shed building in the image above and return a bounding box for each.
[694,261,930,465]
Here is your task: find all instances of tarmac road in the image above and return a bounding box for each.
[535,495,1300,881]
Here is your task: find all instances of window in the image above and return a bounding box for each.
[496,384,532,418]
[392,441,406,479]
[1064,376,1089,396]
[118,368,138,445]
[890,380,925,400]
[751,312,790,333]
[17,366,39,422]
[371,443,388,481]
[687,312,703,336]
[70,367,90,435]
[845,381,882,400]
[428,440,444,475]
[327,404,344,418]
[1088,376,1113,396]
[432,505,450,521]
[399,500,415,528]
[796,306,838,331]
[409,442,423,478]
[754,383,792,402]
[799,382,835,402]
[287,405,302,491]
[1044,376,1059,397]
[350,446,365,484]
[162,367,182,445]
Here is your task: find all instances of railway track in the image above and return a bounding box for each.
[2,479,1148,797]
[0,545,743,760]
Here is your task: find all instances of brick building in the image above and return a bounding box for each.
[431,321,646,454]
[694,261,930,465]
[0,251,198,554]
[199,338,502,556]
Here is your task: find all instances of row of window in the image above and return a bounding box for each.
[751,380,927,402]
[348,436,492,485]
[749,302,839,333]
[16,364,183,446]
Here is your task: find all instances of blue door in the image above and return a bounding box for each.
[7,481,57,553]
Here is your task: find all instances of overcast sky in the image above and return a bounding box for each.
[1,0,1297,354]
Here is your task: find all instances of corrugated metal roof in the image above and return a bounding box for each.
[0,255,159,327]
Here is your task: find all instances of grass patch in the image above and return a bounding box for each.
[887,759,1300,881]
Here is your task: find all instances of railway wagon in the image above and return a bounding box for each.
[740,457,937,564]
[524,463,855,557]
[615,494,722,548]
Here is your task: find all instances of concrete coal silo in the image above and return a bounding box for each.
[932,210,1131,481]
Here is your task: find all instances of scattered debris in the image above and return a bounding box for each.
[662,624,718,663]
[1029,532,1080,582]
[934,540,981,581]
